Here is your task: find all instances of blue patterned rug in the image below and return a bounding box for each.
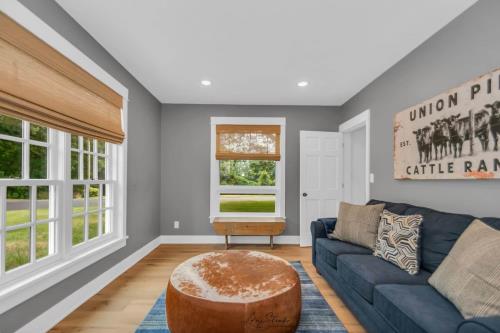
[136,261,347,332]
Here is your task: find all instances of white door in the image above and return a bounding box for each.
[300,131,343,247]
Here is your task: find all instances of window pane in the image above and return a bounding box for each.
[71,151,79,179]
[36,186,50,221]
[89,212,98,239]
[30,145,48,179]
[29,123,48,142]
[6,227,31,271]
[0,114,22,137]
[72,185,85,215]
[101,210,108,234]
[219,194,275,213]
[102,184,109,208]
[36,222,52,260]
[219,160,276,186]
[97,141,105,154]
[83,137,93,152]
[71,135,79,149]
[72,215,84,246]
[0,139,22,178]
[83,153,93,180]
[6,186,31,226]
[98,157,106,180]
[89,184,99,211]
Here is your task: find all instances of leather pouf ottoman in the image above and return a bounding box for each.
[166,250,301,333]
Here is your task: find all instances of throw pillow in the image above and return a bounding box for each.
[331,201,385,250]
[373,210,423,275]
[429,219,500,319]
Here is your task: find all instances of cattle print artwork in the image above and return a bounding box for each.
[394,68,500,180]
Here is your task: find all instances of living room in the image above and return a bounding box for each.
[0,0,499,332]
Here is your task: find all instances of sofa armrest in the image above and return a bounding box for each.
[457,317,500,333]
[310,218,337,266]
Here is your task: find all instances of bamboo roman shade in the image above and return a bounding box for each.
[216,124,281,161]
[0,12,125,143]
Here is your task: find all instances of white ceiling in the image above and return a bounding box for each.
[55,0,476,106]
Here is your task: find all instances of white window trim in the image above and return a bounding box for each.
[210,117,286,222]
[0,1,128,315]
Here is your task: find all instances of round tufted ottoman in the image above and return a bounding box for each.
[166,250,301,333]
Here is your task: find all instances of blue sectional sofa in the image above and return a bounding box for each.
[311,199,500,333]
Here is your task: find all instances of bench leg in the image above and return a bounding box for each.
[270,235,274,249]
[225,235,229,250]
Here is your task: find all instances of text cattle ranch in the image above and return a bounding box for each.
[394,68,500,180]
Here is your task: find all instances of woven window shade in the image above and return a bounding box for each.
[0,12,125,144]
[216,124,281,161]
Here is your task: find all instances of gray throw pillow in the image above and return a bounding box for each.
[429,219,500,319]
[331,202,385,250]
[373,210,423,275]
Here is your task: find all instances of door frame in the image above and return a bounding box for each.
[339,109,371,203]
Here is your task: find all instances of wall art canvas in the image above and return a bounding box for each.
[394,68,500,179]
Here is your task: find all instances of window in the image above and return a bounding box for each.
[0,4,128,314]
[0,114,124,299]
[70,135,113,246]
[210,118,286,219]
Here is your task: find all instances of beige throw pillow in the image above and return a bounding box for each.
[332,202,385,250]
[429,219,500,319]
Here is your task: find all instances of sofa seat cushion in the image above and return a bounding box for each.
[337,254,431,303]
[315,238,371,269]
[374,284,464,333]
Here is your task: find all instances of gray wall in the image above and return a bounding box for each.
[340,0,500,218]
[1,1,162,332]
[161,104,341,236]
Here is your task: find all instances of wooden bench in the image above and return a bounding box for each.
[212,217,286,249]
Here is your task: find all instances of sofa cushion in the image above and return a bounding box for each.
[429,220,500,319]
[374,284,464,333]
[367,199,412,215]
[332,201,385,250]
[374,210,423,275]
[315,238,371,269]
[480,217,500,230]
[337,254,430,303]
[403,206,475,272]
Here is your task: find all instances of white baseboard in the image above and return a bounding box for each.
[159,235,300,245]
[16,236,161,333]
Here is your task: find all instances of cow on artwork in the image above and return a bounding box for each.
[474,109,490,152]
[430,119,450,160]
[413,126,432,164]
[486,101,500,151]
[447,114,471,158]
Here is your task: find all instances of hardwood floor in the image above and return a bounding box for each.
[49,244,366,333]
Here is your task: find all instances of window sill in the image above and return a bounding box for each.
[0,236,127,314]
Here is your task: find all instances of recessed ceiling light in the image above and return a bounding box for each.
[201,80,212,86]
[297,81,309,87]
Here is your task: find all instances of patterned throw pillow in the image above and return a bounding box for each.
[374,210,423,275]
[429,220,500,319]
[331,202,385,250]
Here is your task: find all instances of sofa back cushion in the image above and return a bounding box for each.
[367,199,410,215]
[368,200,500,273]
[403,206,474,272]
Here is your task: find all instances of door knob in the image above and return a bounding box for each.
[302,193,308,197]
